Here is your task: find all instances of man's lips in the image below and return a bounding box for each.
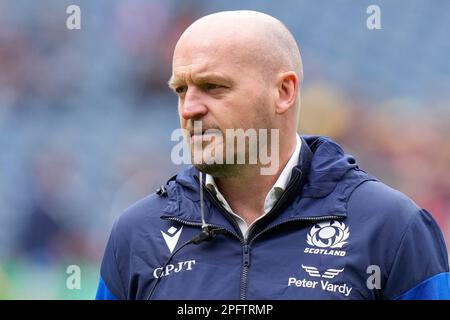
[189,129,220,137]
[190,131,206,137]
[189,131,223,143]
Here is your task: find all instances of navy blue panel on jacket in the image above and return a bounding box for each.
[96,135,450,300]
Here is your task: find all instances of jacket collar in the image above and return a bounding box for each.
[161,135,376,227]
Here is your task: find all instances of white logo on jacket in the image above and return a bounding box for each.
[304,220,349,256]
[288,264,352,297]
[301,265,344,279]
[307,220,349,248]
[161,226,183,253]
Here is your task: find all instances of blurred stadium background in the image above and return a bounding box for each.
[0,0,449,299]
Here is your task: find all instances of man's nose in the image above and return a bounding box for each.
[180,88,208,120]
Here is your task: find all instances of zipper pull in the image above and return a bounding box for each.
[242,244,251,267]
[156,185,167,197]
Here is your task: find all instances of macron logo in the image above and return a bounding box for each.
[161,226,183,253]
[301,265,344,279]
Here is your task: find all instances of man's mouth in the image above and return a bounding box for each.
[190,130,207,137]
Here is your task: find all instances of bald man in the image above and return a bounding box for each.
[96,11,450,300]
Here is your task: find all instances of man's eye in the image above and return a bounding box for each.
[204,83,223,91]
[175,86,187,94]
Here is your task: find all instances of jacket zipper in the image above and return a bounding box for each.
[162,216,249,300]
[238,171,343,300]
[169,177,250,300]
[171,174,344,300]
[200,180,253,300]
[238,215,344,300]
[240,244,251,300]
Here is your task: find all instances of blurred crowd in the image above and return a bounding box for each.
[0,0,449,298]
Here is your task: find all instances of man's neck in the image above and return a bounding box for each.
[213,135,298,225]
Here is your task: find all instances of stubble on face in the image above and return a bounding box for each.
[186,92,273,178]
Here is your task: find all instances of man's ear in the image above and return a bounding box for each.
[275,71,299,115]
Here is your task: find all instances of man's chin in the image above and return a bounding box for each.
[193,163,237,178]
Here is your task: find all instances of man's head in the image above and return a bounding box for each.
[169,10,303,177]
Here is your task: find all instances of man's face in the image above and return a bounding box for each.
[170,39,274,176]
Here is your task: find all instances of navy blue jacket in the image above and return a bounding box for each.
[96,135,450,299]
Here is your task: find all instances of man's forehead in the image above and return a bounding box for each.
[170,60,233,82]
[173,32,255,70]
[171,32,268,86]
[173,62,214,76]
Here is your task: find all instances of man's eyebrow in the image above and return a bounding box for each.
[193,73,232,84]
[167,76,183,90]
[167,73,232,89]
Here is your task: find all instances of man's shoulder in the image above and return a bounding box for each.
[111,167,196,238]
[112,191,171,238]
[348,179,422,224]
